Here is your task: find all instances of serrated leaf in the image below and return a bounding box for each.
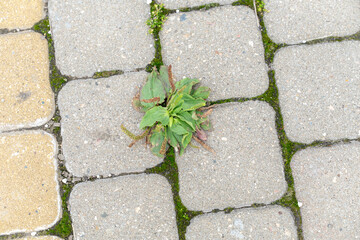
[175,78,199,94]
[192,86,211,99]
[140,70,166,110]
[139,106,169,129]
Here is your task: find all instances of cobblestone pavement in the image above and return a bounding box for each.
[0,0,359,240]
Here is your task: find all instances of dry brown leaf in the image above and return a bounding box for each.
[193,136,216,154]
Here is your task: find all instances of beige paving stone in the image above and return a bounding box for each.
[0,131,61,235]
[0,31,55,132]
[0,0,45,29]
[17,237,63,240]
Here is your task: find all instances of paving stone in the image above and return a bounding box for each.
[186,206,297,239]
[274,41,360,144]
[48,0,154,78]
[69,174,178,240]
[161,6,268,100]
[17,237,63,240]
[0,31,55,132]
[0,0,45,29]
[292,142,360,239]
[158,0,233,9]
[177,101,287,212]
[0,131,61,235]
[263,0,360,44]
[58,72,162,177]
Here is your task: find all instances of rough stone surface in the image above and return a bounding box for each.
[274,41,360,144]
[177,101,287,212]
[48,0,154,77]
[186,206,297,239]
[0,32,55,132]
[158,0,233,9]
[0,0,45,29]
[292,142,360,239]
[161,6,268,100]
[58,73,162,177]
[0,131,61,235]
[263,0,360,44]
[18,237,63,240]
[69,174,178,240]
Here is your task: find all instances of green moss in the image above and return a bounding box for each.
[209,97,251,105]
[303,30,360,45]
[53,126,61,135]
[40,184,73,238]
[52,115,60,122]
[232,0,252,7]
[92,70,124,79]
[177,3,220,12]
[146,3,170,71]
[32,18,68,93]
[224,207,235,213]
[145,148,203,239]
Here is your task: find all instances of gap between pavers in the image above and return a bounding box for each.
[158,0,232,9]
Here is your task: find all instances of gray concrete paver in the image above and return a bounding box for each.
[161,5,268,100]
[292,142,360,239]
[177,102,287,212]
[263,0,360,44]
[274,41,360,144]
[58,72,163,177]
[186,206,297,239]
[48,0,154,77]
[69,174,178,240]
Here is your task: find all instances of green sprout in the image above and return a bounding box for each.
[146,3,167,34]
[122,66,214,157]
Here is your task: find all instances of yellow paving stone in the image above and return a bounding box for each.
[0,31,55,132]
[0,131,61,235]
[0,0,45,29]
[17,237,63,240]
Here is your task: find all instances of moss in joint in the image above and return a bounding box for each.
[146,3,170,72]
[40,184,74,238]
[177,3,220,12]
[92,70,124,79]
[32,18,68,93]
[145,147,203,240]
